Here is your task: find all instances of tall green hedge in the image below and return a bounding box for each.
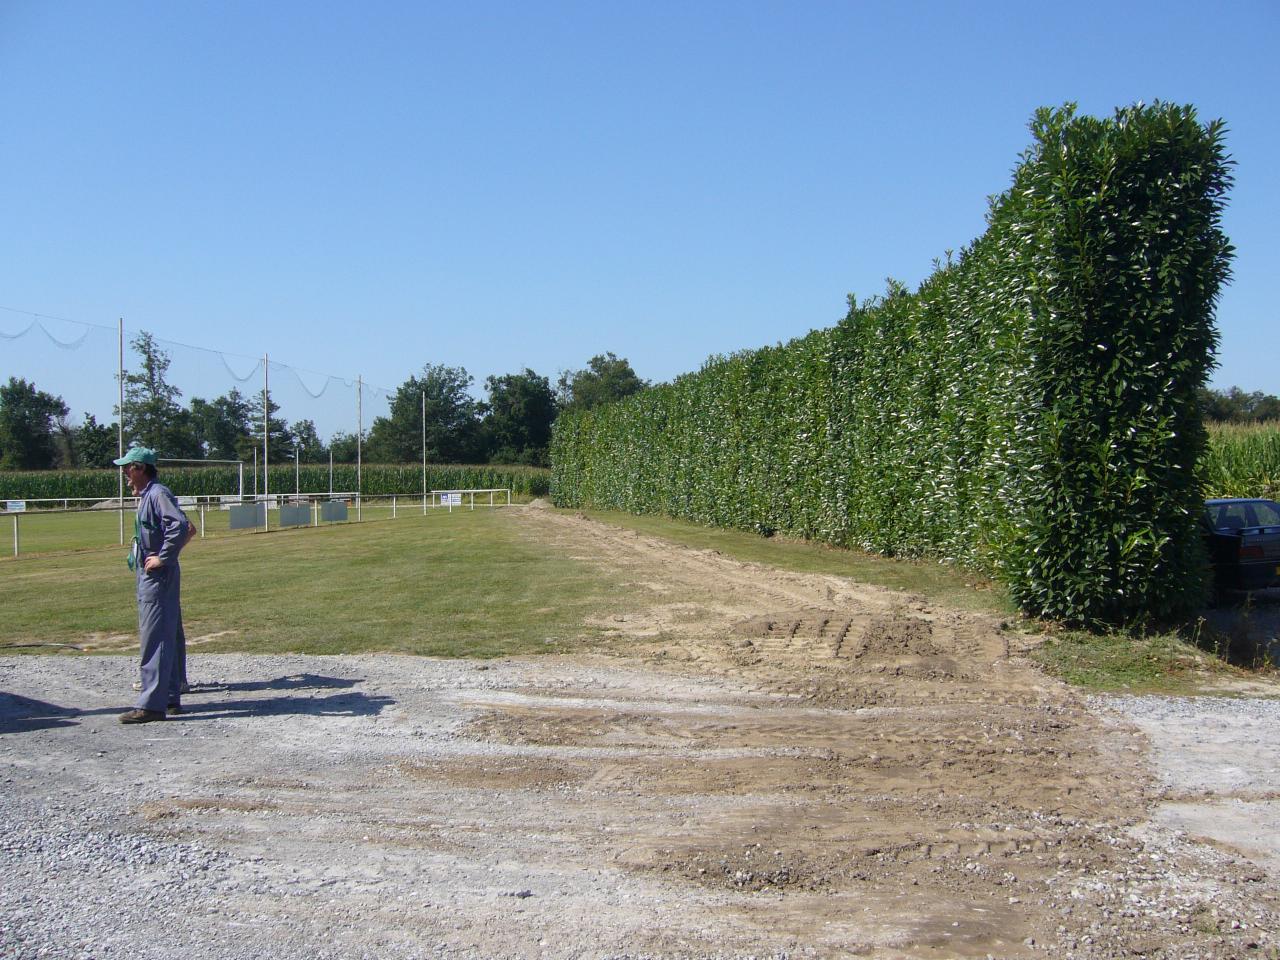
[0,463,550,500]
[552,104,1233,627]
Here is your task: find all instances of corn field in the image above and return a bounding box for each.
[0,463,550,502]
[1204,423,1280,499]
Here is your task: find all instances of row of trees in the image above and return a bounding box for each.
[0,334,648,470]
[1201,386,1280,423]
[4,347,1272,473]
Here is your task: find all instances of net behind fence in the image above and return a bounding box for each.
[1,489,513,558]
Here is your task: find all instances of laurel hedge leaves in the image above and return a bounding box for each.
[551,103,1233,627]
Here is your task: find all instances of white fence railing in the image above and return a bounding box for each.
[2,488,513,558]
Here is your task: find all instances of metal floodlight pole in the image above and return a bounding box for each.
[421,389,427,515]
[295,443,302,495]
[329,448,333,496]
[117,317,125,545]
[262,354,270,532]
[262,353,269,501]
[356,374,363,521]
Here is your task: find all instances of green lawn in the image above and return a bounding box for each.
[0,509,625,658]
[1,497,525,557]
[4,508,133,555]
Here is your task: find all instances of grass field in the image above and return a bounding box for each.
[0,495,527,557]
[0,508,627,659]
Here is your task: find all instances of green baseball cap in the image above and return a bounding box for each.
[113,446,158,467]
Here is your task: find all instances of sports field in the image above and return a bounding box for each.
[0,505,628,659]
[0,493,526,557]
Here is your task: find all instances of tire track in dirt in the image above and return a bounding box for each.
[483,506,1279,956]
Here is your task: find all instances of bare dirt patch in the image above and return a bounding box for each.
[2,505,1278,959]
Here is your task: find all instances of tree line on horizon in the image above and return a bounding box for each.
[1,331,1273,474]
[0,332,647,471]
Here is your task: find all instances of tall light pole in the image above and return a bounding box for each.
[295,443,304,496]
[262,353,269,502]
[422,389,427,512]
[117,318,125,544]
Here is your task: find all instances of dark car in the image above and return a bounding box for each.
[1203,498,1280,593]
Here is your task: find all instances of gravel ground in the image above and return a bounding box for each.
[4,654,1280,960]
[0,654,819,960]
[1097,693,1280,876]
[4,509,1280,959]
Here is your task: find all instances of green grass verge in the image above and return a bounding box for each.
[571,507,1015,616]
[1025,627,1241,695]
[1,509,624,659]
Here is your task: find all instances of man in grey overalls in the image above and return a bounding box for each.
[116,447,192,724]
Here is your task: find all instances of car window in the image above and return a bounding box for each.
[1213,503,1251,529]
[1250,501,1280,526]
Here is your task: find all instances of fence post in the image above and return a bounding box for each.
[199,503,206,539]
[11,514,17,558]
[393,495,397,519]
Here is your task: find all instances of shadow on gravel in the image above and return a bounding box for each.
[190,673,362,694]
[171,690,395,721]
[0,692,81,733]
[1197,587,1280,668]
[0,677,390,734]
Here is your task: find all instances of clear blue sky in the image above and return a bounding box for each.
[2,1,1276,441]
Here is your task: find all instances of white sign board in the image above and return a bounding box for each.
[442,493,462,507]
[5,501,26,513]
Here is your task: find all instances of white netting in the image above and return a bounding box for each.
[0,306,393,448]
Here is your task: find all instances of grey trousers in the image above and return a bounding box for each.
[135,565,183,713]
[176,615,188,688]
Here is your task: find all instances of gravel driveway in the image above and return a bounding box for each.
[3,509,1279,959]
[4,656,1278,960]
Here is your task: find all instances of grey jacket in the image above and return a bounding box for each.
[133,481,190,600]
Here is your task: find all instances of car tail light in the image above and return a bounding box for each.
[1240,545,1264,560]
